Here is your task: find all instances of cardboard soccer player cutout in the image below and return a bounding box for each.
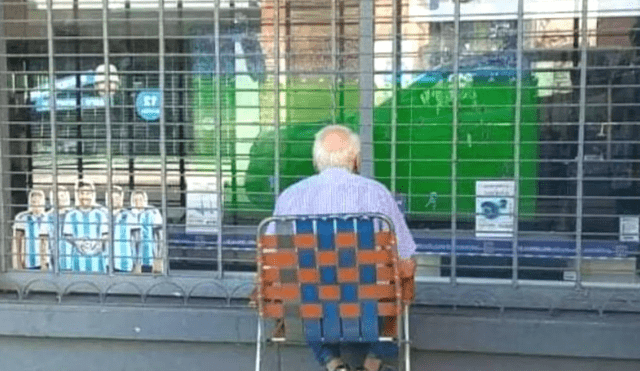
[47,186,72,271]
[63,180,109,273]
[106,186,138,273]
[12,190,49,270]
[130,190,163,274]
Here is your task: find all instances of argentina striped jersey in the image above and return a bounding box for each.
[112,209,138,272]
[134,208,162,267]
[14,211,49,268]
[47,209,72,271]
[63,207,109,273]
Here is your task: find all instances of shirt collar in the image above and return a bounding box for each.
[320,167,353,177]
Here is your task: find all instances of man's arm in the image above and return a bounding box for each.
[12,230,24,270]
[378,189,417,303]
[378,190,417,259]
[152,209,164,273]
[39,235,49,271]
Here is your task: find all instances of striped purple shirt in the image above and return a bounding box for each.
[273,167,417,258]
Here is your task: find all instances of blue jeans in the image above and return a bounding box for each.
[308,341,398,367]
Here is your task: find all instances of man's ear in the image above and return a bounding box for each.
[353,155,360,174]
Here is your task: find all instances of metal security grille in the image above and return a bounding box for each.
[2,0,640,299]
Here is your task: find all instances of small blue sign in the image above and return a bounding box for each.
[135,90,162,121]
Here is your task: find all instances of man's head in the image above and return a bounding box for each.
[107,185,124,210]
[28,190,46,215]
[75,180,96,209]
[50,185,70,209]
[94,64,120,97]
[131,190,148,209]
[313,125,361,173]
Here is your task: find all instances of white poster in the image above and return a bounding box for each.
[410,0,640,20]
[620,216,640,242]
[186,177,220,234]
[475,180,515,239]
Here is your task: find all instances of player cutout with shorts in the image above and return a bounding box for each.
[47,186,72,271]
[130,190,163,274]
[107,186,138,273]
[12,190,49,270]
[63,180,109,273]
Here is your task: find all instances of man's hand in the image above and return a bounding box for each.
[248,287,258,308]
[398,257,416,303]
[152,259,163,274]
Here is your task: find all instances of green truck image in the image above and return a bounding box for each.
[245,66,539,225]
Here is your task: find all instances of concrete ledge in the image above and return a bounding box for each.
[0,302,638,361]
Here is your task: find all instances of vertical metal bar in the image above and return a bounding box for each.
[254,316,263,371]
[126,0,135,190]
[338,0,345,124]
[158,0,169,276]
[274,0,281,194]
[359,0,374,178]
[46,0,60,275]
[403,305,410,371]
[215,0,224,278]
[331,0,337,126]
[576,0,589,286]
[512,0,524,285]
[0,1,8,272]
[74,0,83,180]
[102,0,114,276]
[390,0,399,193]
[450,0,460,284]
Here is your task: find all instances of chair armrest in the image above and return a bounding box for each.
[398,258,416,303]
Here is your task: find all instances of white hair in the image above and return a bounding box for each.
[313,125,361,173]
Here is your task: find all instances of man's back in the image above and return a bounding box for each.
[273,167,416,258]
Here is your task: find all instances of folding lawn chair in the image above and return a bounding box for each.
[254,213,413,371]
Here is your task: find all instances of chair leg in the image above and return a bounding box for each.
[403,305,410,371]
[255,316,263,371]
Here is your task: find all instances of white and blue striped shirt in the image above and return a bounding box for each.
[273,167,416,258]
[47,209,72,271]
[14,211,49,268]
[63,207,109,273]
[111,209,138,272]
[133,208,163,267]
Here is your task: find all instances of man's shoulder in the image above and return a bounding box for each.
[346,173,395,199]
[15,210,30,219]
[89,206,108,217]
[280,172,392,197]
[278,174,321,198]
[14,211,31,225]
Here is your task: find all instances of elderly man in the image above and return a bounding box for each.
[273,125,417,371]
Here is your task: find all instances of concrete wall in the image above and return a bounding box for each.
[0,301,639,371]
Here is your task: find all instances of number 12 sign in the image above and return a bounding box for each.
[135,90,162,121]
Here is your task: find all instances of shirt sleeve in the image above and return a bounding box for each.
[377,189,417,259]
[38,219,49,236]
[62,211,73,236]
[98,209,109,235]
[153,209,163,229]
[13,213,26,232]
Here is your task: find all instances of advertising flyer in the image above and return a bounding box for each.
[476,180,515,239]
[186,177,220,234]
